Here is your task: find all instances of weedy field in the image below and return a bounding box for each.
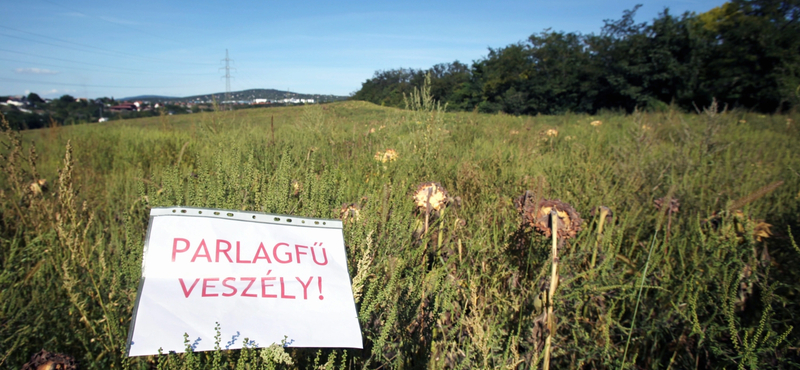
[1,95,799,369]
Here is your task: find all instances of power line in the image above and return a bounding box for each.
[0,33,112,56]
[0,77,205,89]
[0,56,215,77]
[0,48,152,73]
[0,33,218,68]
[38,0,188,47]
[0,57,108,74]
[0,25,216,66]
[0,49,216,76]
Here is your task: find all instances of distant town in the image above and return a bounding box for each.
[107,97,319,114]
[0,88,349,130]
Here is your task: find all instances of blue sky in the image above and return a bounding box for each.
[1,0,726,99]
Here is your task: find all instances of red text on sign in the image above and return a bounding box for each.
[177,276,324,300]
[172,238,328,266]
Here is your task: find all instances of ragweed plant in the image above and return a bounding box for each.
[404,71,447,126]
[1,102,798,369]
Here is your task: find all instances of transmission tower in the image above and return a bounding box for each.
[220,49,235,108]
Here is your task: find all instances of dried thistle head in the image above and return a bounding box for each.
[732,210,772,242]
[414,182,448,213]
[374,149,398,163]
[590,120,602,127]
[654,197,680,214]
[21,349,77,370]
[516,192,582,239]
[339,203,361,223]
[704,210,772,244]
[753,221,772,242]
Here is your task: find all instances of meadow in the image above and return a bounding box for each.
[1,96,799,369]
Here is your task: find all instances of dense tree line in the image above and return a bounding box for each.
[352,0,800,114]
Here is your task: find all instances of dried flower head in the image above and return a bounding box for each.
[703,209,772,244]
[291,179,301,196]
[590,120,602,127]
[753,221,772,242]
[29,179,47,196]
[515,191,582,239]
[21,349,77,370]
[545,129,559,137]
[732,210,772,242]
[339,203,361,223]
[654,197,680,214]
[374,149,398,163]
[414,182,448,212]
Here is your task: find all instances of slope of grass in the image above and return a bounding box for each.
[1,102,798,369]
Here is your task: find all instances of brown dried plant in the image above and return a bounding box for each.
[414,182,448,214]
[20,349,78,370]
[654,196,679,244]
[515,191,583,241]
[339,202,361,224]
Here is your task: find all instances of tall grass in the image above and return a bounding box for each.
[1,99,798,369]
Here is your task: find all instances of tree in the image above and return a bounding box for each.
[696,0,800,111]
[27,92,44,104]
[350,1,800,114]
[59,95,76,104]
[524,30,596,114]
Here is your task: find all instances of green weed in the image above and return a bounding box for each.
[1,101,798,369]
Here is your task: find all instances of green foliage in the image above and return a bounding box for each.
[352,1,800,114]
[1,101,799,369]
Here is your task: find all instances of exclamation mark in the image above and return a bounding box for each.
[318,276,324,300]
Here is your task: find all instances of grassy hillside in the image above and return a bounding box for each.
[1,101,799,369]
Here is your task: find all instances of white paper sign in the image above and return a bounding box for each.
[127,207,363,356]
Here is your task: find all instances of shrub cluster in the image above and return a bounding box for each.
[353,1,800,114]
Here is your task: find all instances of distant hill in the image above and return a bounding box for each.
[121,89,347,103]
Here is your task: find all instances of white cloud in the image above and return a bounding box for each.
[15,68,59,75]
